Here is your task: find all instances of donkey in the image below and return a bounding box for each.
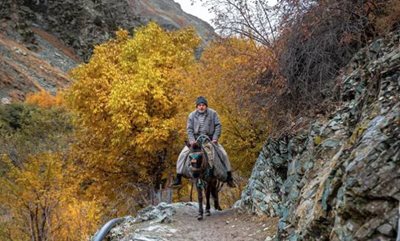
[188,135,222,220]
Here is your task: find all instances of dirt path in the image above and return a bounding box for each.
[169,206,278,241]
[109,203,278,241]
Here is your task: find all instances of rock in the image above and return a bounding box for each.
[377,223,394,236]
[1,97,11,104]
[321,138,341,148]
[107,202,197,241]
[13,47,27,56]
[239,28,400,241]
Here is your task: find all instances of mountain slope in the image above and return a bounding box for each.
[0,0,215,101]
[0,31,75,102]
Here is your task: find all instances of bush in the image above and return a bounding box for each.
[0,103,72,166]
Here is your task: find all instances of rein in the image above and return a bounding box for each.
[189,135,214,189]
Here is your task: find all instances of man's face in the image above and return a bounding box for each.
[196,103,207,112]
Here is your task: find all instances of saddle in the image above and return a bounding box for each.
[184,141,228,181]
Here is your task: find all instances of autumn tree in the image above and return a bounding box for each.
[183,37,275,176]
[195,0,399,137]
[0,103,100,241]
[0,153,100,241]
[66,22,200,213]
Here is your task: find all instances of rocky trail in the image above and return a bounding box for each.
[105,202,278,241]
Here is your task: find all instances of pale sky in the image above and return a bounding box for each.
[173,0,278,27]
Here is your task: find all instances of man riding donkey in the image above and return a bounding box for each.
[172,96,235,188]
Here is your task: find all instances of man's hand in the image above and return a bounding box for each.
[190,141,196,146]
[212,139,218,144]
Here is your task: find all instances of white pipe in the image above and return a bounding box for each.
[92,217,125,241]
[396,203,400,241]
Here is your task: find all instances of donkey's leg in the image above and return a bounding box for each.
[212,180,222,211]
[197,180,203,220]
[205,183,211,216]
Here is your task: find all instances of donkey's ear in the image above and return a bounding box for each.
[192,143,200,149]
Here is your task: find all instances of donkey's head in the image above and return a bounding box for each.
[189,142,204,178]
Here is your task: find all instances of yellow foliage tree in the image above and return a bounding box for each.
[184,38,274,175]
[0,102,101,241]
[0,153,100,241]
[66,22,200,213]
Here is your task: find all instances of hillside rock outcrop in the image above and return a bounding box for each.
[1,0,214,60]
[0,0,215,101]
[0,31,75,101]
[238,29,400,240]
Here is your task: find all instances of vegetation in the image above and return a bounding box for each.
[25,90,64,108]
[1,0,399,239]
[200,0,400,126]
[0,102,100,241]
[66,23,200,215]
[185,38,274,174]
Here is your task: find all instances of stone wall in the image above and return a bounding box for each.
[238,29,400,240]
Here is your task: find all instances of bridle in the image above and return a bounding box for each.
[189,134,211,179]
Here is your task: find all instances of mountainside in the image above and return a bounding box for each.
[238,29,400,240]
[0,0,215,101]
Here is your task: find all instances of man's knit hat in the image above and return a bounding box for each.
[196,96,208,106]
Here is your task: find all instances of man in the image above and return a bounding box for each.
[173,96,235,187]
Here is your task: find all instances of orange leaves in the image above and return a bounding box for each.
[115,28,129,42]
[25,89,64,108]
[0,152,101,241]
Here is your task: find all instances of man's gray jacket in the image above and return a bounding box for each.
[187,108,221,142]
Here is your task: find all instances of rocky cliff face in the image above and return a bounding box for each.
[0,0,215,101]
[238,29,400,240]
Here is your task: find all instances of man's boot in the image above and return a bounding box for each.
[226,171,236,188]
[172,174,182,187]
